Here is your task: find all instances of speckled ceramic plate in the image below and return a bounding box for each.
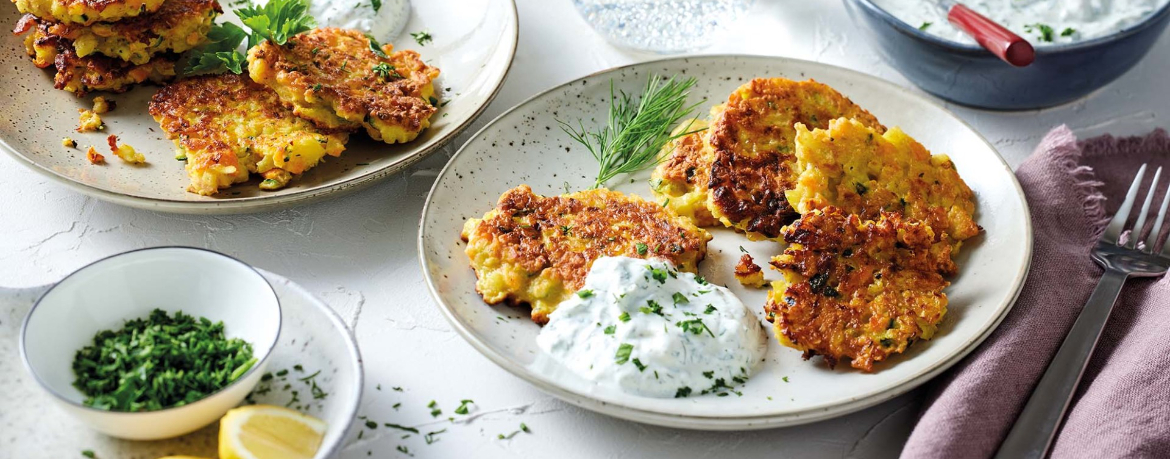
[0,0,516,214]
[0,266,363,458]
[419,56,1033,430]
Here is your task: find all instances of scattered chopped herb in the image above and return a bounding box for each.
[1025,23,1055,42]
[81,451,95,458]
[675,386,693,398]
[372,62,400,80]
[783,376,789,383]
[615,343,634,364]
[427,400,441,417]
[365,34,388,58]
[676,318,714,337]
[370,0,381,12]
[424,429,446,444]
[1061,27,1076,37]
[603,325,616,335]
[396,445,409,455]
[71,309,256,412]
[410,31,433,46]
[384,423,419,433]
[640,300,664,316]
[365,420,378,429]
[454,399,474,415]
[704,304,717,314]
[647,266,669,283]
[635,242,648,255]
[918,22,932,31]
[577,289,594,299]
[632,358,647,372]
[618,312,631,322]
[672,292,689,304]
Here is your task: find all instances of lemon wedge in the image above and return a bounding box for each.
[218,405,327,459]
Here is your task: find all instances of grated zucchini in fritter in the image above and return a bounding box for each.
[13,0,165,25]
[704,78,885,240]
[462,185,711,324]
[787,117,980,254]
[14,0,219,66]
[247,28,440,144]
[765,206,951,372]
[149,74,348,195]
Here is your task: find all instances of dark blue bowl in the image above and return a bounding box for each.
[844,0,1170,110]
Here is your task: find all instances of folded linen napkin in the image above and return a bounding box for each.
[901,126,1170,459]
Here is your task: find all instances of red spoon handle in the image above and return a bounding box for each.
[947,3,1035,67]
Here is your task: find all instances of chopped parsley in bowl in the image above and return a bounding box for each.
[20,247,280,440]
[72,309,257,412]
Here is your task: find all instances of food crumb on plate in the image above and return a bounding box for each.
[107,135,144,164]
[62,137,77,148]
[735,253,766,288]
[92,96,115,114]
[85,146,104,165]
[77,109,103,132]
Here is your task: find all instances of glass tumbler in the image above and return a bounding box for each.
[572,0,755,54]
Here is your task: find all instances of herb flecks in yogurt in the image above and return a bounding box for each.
[876,0,1169,45]
[536,257,767,398]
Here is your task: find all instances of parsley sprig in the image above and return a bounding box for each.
[184,0,316,75]
[558,74,703,189]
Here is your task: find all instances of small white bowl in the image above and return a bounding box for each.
[20,247,281,440]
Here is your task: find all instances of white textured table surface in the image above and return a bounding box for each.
[2,0,1167,457]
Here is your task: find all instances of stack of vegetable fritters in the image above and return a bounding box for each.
[653,78,979,371]
[11,0,221,95]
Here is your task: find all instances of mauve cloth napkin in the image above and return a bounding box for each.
[901,126,1170,459]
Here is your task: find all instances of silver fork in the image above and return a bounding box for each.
[996,164,1170,459]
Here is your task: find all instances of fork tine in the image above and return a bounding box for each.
[1154,180,1170,255]
[1103,164,1147,244]
[1128,166,1161,248]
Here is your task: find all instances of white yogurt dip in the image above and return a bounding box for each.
[536,257,767,398]
[874,0,1169,45]
[306,0,410,41]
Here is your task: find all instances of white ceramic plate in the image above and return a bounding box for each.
[0,267,363,457]
[0,0,516,214]
[419,56,1033,430]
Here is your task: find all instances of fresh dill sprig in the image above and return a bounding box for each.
[558,75,702,189]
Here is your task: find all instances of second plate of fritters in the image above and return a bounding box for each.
[149,74,349,196]
[704,78,885,240]
[462,185,711,324]
[247,28,441,144]
[765,206,952,372]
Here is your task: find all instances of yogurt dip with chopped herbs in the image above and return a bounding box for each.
[875,0,1169,45]
[305,0,410,41]
[536,257,767,398]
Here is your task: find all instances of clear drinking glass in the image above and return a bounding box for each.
[572,0,755,54]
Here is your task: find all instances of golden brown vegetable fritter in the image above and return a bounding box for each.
[15,0,219,66]
[13,0,165,25]
[247,28,440,144]
[787,118,980,251]
[650,113,718,226]
[765,206,951,372]
[705,78,885,240]
[15,15,176,95]
[462,185,712,324]
[149,74,348,195]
